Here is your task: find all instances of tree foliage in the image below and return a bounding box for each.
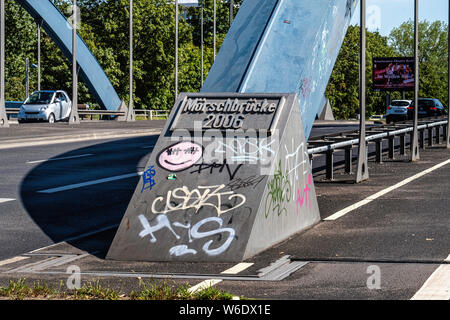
[327,21,449,119]
[3,1,447,118]
[326,26,396,119]
[389,20,449,107]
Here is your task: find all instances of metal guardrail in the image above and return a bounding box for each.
[134,110,169,120]
[307,117,449,180]
[5,108,170,120]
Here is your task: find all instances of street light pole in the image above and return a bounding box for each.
[201,0,204,85]
[229,0,233,26]
[0,0,8,128]
[411,0,419,160]
[447,0,450,148]
[356,0,369,183]
[213,0,216,60]
[69,0,80,124]
[25,58,29,98]
[128,0,134,121]
[175,0,178,100]
[36,20,41,91]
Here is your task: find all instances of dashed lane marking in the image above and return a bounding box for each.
[26,153,94,164]
[0,198,15,204]
[37,172,142,194]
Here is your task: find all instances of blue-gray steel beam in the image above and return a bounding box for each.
[16,0,123,111]
[201,0,359,140]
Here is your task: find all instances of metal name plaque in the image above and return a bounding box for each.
[169,93,286,132]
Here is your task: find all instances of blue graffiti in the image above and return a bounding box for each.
[141,165,156,192]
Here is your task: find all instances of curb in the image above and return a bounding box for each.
[0,128,163,150]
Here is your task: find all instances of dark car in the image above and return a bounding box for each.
[407,98,446,120]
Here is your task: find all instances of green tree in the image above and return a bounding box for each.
[4,0,234,110]
[4,0,37,101]
[326,26,396,119]
[389,20,449,106]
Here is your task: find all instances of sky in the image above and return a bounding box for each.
[350,0,449,36]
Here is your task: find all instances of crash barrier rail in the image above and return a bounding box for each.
[5,108,19,118]
[5,108,170,121]
[307,117,449,180]
[134,110,170,120]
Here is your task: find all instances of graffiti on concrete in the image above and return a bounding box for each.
[225,175,266,192]
[215,137,276,163]
[151,184,246,217]
[141,165,156,192]
[284,140,310,200]
[296,174,312,216]
[190,161,243,180]
[264,160,291,218]
[158,141,203,172]
[138,214,235,257]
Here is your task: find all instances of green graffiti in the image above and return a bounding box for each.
[265,160,291,218]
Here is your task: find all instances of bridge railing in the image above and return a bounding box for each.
[307,117,449,180]
[5,107,170,121]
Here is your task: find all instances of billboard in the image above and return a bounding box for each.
[373,57,415,91]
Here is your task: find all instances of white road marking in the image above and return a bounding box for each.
[27,153,94,164]
[445,254,450,263]
[0,256,29,267]
[37,172,140,194]
[188,262,254,294]
[0,198,15,204]
[325,159,450,221]
[411,260,450,300]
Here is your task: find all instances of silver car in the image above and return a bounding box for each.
[18,90,72,124]
[385,100,412,124]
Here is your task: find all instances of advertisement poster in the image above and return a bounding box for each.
[373,57,415,91]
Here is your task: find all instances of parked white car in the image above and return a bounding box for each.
[18,90,72,124]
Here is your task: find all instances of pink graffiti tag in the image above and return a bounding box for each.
[296,174,312,216]
[158,141,203,172]
[300,77,312,98]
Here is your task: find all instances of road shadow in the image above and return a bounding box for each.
[19,135,158,258]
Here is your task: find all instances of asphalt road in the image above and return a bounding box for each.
[0,135,157,260]
[0,121,449,301]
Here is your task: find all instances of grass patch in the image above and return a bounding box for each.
[0,279,236,300]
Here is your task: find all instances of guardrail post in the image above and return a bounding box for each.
[344,147,352,174]
[326,150,334,180]
[419,129,425,149]
[375,139,383,163]
[435,125,441,144]
[399,134,406,155]
[428,127,434,147]
[388,136,395,159]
